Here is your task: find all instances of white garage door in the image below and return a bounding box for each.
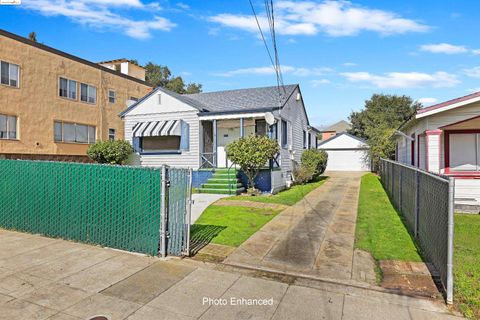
[324,149,371,171]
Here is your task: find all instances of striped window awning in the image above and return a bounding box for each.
[132,120,182,137]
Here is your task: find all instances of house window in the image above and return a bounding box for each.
[129,96,139,102]
[158,93,162,104]
[303,131,307,149]
[281,120,288,148]
[1,61,19,87]
[448,133,480,171]
[108,90,116,103]
[255,119,267,136]
[269,123,278,140]
[109,128,116,141]
[140,136,181,153]
[59,77,77,100]
[0,114,17,140]
[54,121,95,144]
[80,83,97,104]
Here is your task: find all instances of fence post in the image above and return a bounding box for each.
[414,170,419,238]
[184,168,193,256]
[160,166,169,258]
[446,177,455,304]
[399,166,403,212]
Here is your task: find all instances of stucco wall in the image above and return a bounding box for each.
[0,34,151,157]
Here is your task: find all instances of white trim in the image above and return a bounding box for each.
[198,112,266,120]
[417,95,480,119]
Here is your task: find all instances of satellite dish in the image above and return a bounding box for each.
[265,112,276,125]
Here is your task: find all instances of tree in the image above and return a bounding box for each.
[348,94,420,166]
[143,62,203,94]
[28,32,37,42]
[226,135,279,193]
[87,140,133,164]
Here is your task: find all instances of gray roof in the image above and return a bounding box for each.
[185,84,298,114]
[120,84,300,117]
[320,120,351,133]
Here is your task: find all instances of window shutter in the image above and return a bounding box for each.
[180,121,190,151]
[132,137,140,153]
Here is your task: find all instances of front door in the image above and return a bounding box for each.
[202,121,214,167]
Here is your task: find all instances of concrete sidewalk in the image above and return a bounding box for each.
[0,229,462,319]
[224,172,376,284]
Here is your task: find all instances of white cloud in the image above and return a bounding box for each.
[213,65,333,77]
[209,0,429,37]
[311,79,331,86]
[420,43,468,54]
[341,71,459,88]
[463,66,480,78]
[176,2,190,10]
[472,49,480,55]
[417,97,438,105]
[21,0,175,39]
[342,62,357,67]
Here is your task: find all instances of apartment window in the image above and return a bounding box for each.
[108,128,116,141]
[281,120,288,148]
[130,96,139,102]
[1,61,19,87]
[80,83,97,104]
[59,77,77,100]
[108,90,116,103]
[54,121,95,144]
[0,114,17,140]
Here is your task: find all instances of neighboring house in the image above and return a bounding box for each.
[318,132,371,171]
[318,120,351,141]
[0,29,152,162]
[395,91,480,205]
[121,84,318,193]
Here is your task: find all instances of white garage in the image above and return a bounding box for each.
[318,133,371,171]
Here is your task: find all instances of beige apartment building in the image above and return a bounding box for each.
[0,29,152,161]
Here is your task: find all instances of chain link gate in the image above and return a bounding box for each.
[379,158,454,304]
[0,160,192,258]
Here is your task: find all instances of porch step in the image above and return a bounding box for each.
[202,183,244,190]
[212,173,239,179]
[196,187,245,195]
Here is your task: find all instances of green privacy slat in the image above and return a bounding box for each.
[0,159,162,256]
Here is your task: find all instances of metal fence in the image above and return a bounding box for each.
[0,159,192,257]
[379,158,454,304]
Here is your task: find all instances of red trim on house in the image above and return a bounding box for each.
[425,129,443,135]
[417,91,480,114]
[444,129,480,176]
[439,114,480,129]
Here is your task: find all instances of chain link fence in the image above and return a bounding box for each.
[379,158,454,304]
[0,159,192,257]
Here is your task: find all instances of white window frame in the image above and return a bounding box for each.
[108,128,116,141]
[54,121,96,144]
[59,77,77,100]
[80,83,97,104]
[0,114,18,140]
[108,90,116,104]
[1,60,20,88]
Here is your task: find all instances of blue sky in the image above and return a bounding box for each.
[1,0,480,127]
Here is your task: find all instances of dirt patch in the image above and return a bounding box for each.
[191,243,236,263]
[379,260,441,299]
[215,200,288,212]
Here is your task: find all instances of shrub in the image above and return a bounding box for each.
[226,135,279,192]
[87,140,133,164]
[293,166,315,185]
[301,149,328,179]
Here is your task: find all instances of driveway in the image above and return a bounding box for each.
[224,172,372,283]
[0,229,462,319]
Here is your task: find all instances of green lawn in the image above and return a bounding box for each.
[355,173,422,262]
[225,176,328,206]
[454,214,480,319]
[191,205,281,247]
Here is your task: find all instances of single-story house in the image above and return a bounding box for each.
[317,132,371,171]
[395,91,480,205]
[120,84,319,194]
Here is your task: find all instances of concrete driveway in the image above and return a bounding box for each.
[224,172,374,283]
[0,229,462,319]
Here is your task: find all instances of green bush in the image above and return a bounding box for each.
[226,135,279,192]
[301,149,328,179]
[87,140,133,164]
[293,166,315,185]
